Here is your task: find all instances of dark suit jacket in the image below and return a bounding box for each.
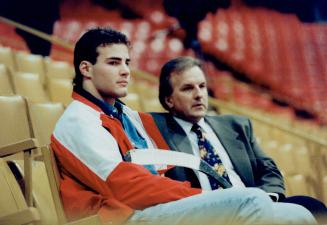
[151,113,285,196]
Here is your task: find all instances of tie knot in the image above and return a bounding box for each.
[191,124,203,138]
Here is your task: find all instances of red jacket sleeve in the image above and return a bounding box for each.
[60,172,133,224]
[107,162,201,209]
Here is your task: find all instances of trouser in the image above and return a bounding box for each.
[282,195,327,224]
[126,187,316,225]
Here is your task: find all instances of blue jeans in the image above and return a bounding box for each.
[126,187,316,225]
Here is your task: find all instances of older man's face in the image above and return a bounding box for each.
[165,66,208,123]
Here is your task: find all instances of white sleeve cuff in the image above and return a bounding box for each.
[268,192,279,202]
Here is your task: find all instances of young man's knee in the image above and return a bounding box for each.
[239,188,273,209]
[244,188,271,201]
[227,187,271,203]
[208,187,272,209]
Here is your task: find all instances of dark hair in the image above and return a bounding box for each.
[159,56,202,110]
[73,27,130,88]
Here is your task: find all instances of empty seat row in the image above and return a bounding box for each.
[0,46,74,83]
[198,7,327,124]
[0,63,73,106]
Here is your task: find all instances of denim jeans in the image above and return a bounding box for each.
[125,187,316,225]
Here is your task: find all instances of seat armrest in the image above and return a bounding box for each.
[65,214,102,225]
[0,207,40,225]
[0,138,38,157]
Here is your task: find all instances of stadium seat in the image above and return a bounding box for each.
[41,146,102,225]
[0,95,38,207]
[13,159,59,225]
[15,52,46,85]
[260,140,281,163]
[142,98,165,112]
[120,93,143,111]
[0,158,40,225]
[45,57,75,80]
[135,81,159,99]
[28,102,65,148]
[11,156,103,225]
[0,95,102,224]
[0,95,34,147]
[285,174,312,197]
[13,72,49,102]
[294,146,314,177]
[47,78,73,106]
[0,64,14,95]
[0,46,16,73]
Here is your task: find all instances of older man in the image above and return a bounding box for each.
[151,56,325,222]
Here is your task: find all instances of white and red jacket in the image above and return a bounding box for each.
[51,92,201,225]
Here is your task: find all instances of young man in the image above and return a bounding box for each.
[151,56,326,222]
[51,28,316,225]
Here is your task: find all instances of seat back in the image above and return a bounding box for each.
[120,93,143,111]
[13,146,102,225]
[47,78,73,106]
[28,102,64,147]
[0,95,36,207]
[285,174,313,196]
[142,98,165,112]
[0,158,27,216]
[0,64,14,95]
[13,159,59,225]
[13,72,49,103]
[15,52,46,85]
[0,46,16,73]
[0,158,40,225]
[41,146,67,224]
[0,95,33,147]
[45,57,75,79]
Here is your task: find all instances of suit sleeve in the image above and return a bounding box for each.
[244,118,285,196]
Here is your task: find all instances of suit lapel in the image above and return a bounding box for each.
[152,113,201,188]
[165,115,194,155]
[151,113,193,154]
[205,116,254,186]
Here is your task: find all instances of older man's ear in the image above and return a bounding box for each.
[165,96,174,109]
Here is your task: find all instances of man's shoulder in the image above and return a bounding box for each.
[54,100,100,133]
[149,112,250,126]
[63,100,99,118]
[150,112,169,119]
[206,114,250,126]
[150,112,168,116]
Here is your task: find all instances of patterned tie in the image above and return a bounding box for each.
[192,124,232,190]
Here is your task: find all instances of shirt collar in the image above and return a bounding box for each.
[173,116,206,134]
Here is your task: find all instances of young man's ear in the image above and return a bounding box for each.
[79,61,92,80]
[165,96,174,109]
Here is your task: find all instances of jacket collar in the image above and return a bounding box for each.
[164,114,194,155]
[73,87,125,118]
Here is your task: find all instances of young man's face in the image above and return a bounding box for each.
[82,43,130,104]
[165,66,208,123]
